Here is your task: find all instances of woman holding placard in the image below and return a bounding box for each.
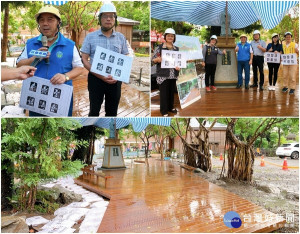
[281,32,299,95]
[266,33,283,91]
[152,28,180,117]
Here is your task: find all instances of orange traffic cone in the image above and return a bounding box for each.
[282,157,288,171]
[260,155,265,167]
[220,153,223,161]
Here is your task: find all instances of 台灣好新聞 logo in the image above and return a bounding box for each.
[223,211,242,228]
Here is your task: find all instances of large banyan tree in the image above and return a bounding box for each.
[221,118,286,182]
[171,118,217,172]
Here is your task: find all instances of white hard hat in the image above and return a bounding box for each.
[284,32,292,37]
[210,35,217,40]
[100,2,116,14]
[164,28,176,35]
[272,33,279,38]
[253,30,260,35]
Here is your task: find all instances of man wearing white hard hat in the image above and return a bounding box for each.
[281,32,299,95]
[152,28,180,116]
[81,2,129,116]
[250,30,267,91]
[235,34,253,89]
[266,33,283,91]
[202,35,226,92]
[17,5,84,116]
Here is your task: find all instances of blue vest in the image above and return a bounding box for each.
[26,32,74,86]
[237,42,251,61]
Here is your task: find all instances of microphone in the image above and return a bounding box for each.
[41,36,49,64]
[30,36,49,67]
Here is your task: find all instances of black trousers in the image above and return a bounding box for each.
[252,56,264,86]
[88,72,122,117]
[159,79,176,115]
[205,64,217,87]
[267,63,280,86]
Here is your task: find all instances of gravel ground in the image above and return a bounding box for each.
[187,156,299,233]
[131,56,150,77]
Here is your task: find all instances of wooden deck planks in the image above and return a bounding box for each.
[74,158,285,233]
[72,72,150,117]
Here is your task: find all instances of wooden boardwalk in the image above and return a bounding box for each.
[151,67,299,117]
[72,71,150,117]
[75,158,285,233]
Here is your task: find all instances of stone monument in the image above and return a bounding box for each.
[102,119,126,169]
[215,9,238,86]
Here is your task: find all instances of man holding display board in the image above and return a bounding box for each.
[81,2,129,117]
[16,5,83,116]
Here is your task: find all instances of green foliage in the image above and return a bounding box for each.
[151,18,193,35]
[268,5,299,42]
[135,52,149,57]
[35,190,59,214]
[1,118,85,210]
[114,1,150,31]
[19,1,43,34]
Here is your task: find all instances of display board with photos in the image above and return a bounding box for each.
[176,62,201,109]
[281,53,297,65]
[265,52,281,63]
[19,76,73,116]
[161,50,187,68]
[174,35,203,61]
[90,46,133,83]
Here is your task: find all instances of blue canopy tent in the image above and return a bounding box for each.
[151,1,298,29]
[77,117,171,132]
[43,1,68,6]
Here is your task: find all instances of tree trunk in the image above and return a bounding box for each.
[221,119,255,182]
[87,126,95,165]
[278,127,281,147]
[160,138,164,160]
[1,159,13,211]
[1,5,9,62]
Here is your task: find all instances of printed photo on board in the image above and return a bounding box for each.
[41,85,49,95]
[53,88,61,99]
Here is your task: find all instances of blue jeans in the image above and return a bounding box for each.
[237,60,250,86]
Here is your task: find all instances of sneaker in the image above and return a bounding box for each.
[206,87,211,92]
[272,86,276,91]
[211,86,217,90]
[236,84,242,89]
[289,89,295,95]
[259,85,264,91]
[268,86,272,90]
[282,87,288,93]
[250,84,258,88]
[169,109,178,114]
[245,85,249,89]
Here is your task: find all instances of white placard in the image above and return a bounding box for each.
[20,76,73,116]
[161,50,187,68]
[90,46,133,83]
[281,53,297,65]
[265,52,281,64]
[174,35,203,60]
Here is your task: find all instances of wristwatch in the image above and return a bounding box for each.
[64,74,70,82]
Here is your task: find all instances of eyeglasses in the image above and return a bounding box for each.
[101,15,115,19]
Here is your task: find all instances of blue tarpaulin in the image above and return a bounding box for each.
[77,118,171,132]
[151,1,298,29]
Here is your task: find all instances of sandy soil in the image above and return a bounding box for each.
[187,156,299,233]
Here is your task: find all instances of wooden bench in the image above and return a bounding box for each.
[81,166,113,188]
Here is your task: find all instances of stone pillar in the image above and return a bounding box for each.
[215,36,238,86]
[102,138,126,169]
